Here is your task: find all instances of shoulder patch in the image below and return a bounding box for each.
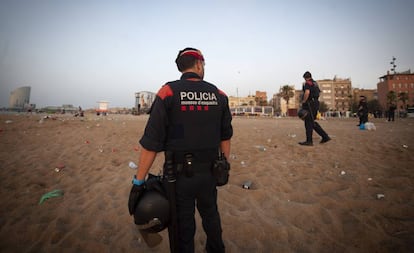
[306,80,314,86]
[218,89,227,96]
[157,84,173,100]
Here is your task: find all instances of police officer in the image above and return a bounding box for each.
[299,71,330,146]
[128,47,233,253]
[357,96,368,126]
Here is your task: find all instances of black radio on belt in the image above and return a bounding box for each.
[212,152,230,186]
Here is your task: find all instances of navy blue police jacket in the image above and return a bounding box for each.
[139,72,233,162]
[303,79,320,100]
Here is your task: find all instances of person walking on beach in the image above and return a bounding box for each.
[128,47,233,253]
[299,71,330,146]
[357,96,368,126]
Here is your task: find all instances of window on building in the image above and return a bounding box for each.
[393,84,395,89]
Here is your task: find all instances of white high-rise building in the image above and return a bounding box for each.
[9,86,31,109]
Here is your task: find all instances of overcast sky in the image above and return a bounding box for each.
[1,0,413,109]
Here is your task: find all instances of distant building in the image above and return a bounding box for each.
[317,76,352,112]
[352,88,377,108]
[228,95,255,107]
[228,91,271,116]
[9,86,31,110]
[270,93,281,114]
[255,91,268,106]
[353,88,377,101]
[135,91,156,113]
[377,70,414,110]
[228,91,268,108]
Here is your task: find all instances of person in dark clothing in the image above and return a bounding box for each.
[128,47,233,253]
[299,71,330,146]
[357,96,368,126]
[388,103,397,121]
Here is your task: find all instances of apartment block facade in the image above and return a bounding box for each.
[377,70,414,110]
[317,77,352,112]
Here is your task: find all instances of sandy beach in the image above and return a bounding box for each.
[0,113,413,253]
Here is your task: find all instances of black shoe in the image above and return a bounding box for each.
[320,137,331,144]
[299,141,313,146]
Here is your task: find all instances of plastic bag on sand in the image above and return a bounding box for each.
[39,189,64,204]
[365,122,376,131]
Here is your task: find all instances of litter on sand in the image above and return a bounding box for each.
[242,181,252,189]
[254,145,266,151]
[55,164,65,172]
[39,189,64,205]
[129,161,138,169]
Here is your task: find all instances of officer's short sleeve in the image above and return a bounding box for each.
[139,85,172,152]
[220,93,233,141]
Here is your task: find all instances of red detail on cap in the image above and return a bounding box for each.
[157,84,173,100]
[181,51,204,61]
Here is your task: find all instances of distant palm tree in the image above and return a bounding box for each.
[278,85,295,116]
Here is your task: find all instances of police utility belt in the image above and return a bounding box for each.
[165,151,230,186]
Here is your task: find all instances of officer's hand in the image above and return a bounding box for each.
[128,183,145,215]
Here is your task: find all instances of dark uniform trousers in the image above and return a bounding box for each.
[303,100,329,142]
[175,162,225,253]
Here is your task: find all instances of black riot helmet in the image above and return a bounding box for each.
[134,177,170,233]
[298,108,309,120]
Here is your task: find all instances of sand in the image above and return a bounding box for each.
[0,113,413,253]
